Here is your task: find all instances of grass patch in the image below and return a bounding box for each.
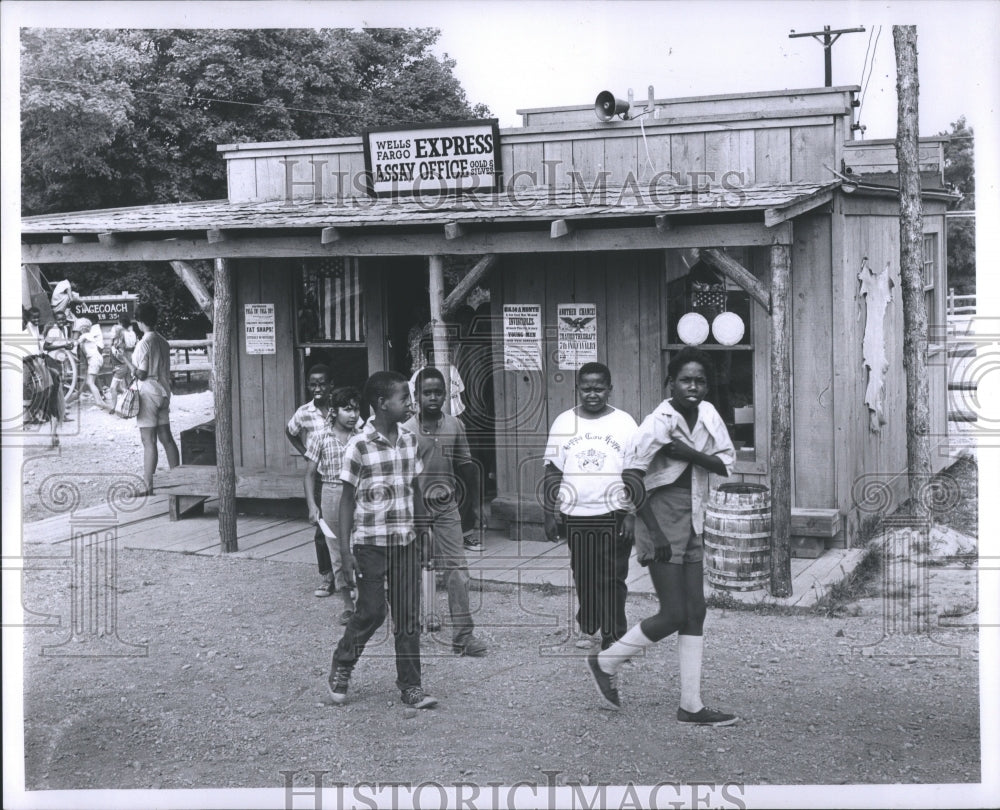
[812,540,884,617]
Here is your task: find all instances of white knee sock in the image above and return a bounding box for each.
[678,634,704,712]
[597,624,654,675]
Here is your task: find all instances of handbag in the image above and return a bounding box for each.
[115,381,140,419]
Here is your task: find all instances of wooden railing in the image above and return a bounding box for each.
[947,288,976,317]
[169,333,213,383]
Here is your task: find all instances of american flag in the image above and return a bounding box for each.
[302,258,364,342]
[692,281,728,313]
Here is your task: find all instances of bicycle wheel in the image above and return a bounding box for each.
[58,352,78,400]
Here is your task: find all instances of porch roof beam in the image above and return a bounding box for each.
[22,221,792,264]
[700,248,771,312]
[764,186,835,227]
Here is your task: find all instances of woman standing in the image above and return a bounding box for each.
[586,347,738,726]
[132,302,180,494]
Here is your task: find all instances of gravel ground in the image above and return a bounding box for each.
[10,391,992,807]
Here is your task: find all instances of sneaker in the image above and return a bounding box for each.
[452,636,488,657]
[676,706,738,726]
[327,665,352,705]
[400,687,438,709]
[314,573,335,598]
[586,653,620,710]
[463,532,482,550]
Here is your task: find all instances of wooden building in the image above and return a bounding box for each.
[21,84,954,564]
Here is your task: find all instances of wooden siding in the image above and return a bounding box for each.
[517,87,858,127]
[490,251,661,503]
[231,259,298,470]
[790,214,835,509]
[221,121,841,203]
[831,196,951,540]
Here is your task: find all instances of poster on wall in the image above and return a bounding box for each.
[244,303,276,355]
[503,304,542,371]
[557,303,598,369]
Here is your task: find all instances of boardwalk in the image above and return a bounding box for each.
[22,496,863,609]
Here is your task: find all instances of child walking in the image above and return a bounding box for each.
[543,362,638,652]
[327,371,437,709]
[586,347,738,725]
[304,386,362,625]
[402,367,488,657]
[286,365,337,598]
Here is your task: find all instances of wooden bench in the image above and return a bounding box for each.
[157,465,304,520]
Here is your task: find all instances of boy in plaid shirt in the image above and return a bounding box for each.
[304,386,362,625]
[327,371,437,709]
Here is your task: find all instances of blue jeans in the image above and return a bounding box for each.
[332,541,422,691]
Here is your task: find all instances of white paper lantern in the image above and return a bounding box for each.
[712,311,745,345]
[677,312,710,345]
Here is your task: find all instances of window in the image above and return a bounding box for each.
[663,249,766,466]
[294,258,368,403]
[922,232,942,350]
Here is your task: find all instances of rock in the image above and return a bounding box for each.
[403,708,418,719]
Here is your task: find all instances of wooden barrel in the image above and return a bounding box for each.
[704,483,771,591]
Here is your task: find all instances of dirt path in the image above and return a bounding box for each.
[12,392,988,801]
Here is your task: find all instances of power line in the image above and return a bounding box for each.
[22,73,360,119]
[859,25,882,115]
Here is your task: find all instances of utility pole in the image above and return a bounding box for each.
[789,25,866,86]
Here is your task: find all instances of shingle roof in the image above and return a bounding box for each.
[21,181,840,238]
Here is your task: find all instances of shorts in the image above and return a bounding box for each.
[85,352,103,376]
[644,485,700,564]
[136,382,171,428]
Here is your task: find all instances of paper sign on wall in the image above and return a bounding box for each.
[244,303,276,355]
[557,303,598,369]
[503,304,542,371]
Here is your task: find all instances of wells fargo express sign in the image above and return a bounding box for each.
[363,119,502,196]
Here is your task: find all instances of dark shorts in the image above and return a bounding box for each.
[645,486,700,564]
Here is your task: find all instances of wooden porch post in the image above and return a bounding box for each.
[213,257,237,553]
[769,243,793,597]
[427,255,452,411]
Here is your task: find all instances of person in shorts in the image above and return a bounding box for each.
[132,302,180,494]
[72,317,112,413]
[586,347,738,726]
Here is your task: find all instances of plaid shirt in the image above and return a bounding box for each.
[287,401,328,449]
[304,425,357,484]
[340,421,423,547]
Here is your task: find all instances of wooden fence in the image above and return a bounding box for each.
[169,333,213,385]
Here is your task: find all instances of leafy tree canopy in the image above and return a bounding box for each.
[22,28,490,214]
[938,117,975,294]
[21,28,490,333]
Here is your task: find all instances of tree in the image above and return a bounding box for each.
[939,117,975,295]
[21,28,491,333]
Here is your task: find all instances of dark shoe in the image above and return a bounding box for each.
[677,706,738,726]
[327,665,352,705]
[400,687,438,709]
[452,636,488,657]
[463,532,482,550]
[586,653,620,710]
[314,573,335,597]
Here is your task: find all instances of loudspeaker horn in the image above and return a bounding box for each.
[595,91,630,122]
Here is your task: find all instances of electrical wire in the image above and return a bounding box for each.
[21,73,358,119]
[859,26,882,115]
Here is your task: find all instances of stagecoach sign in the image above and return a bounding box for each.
[362,119,502,197]
[76,295,136,323]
